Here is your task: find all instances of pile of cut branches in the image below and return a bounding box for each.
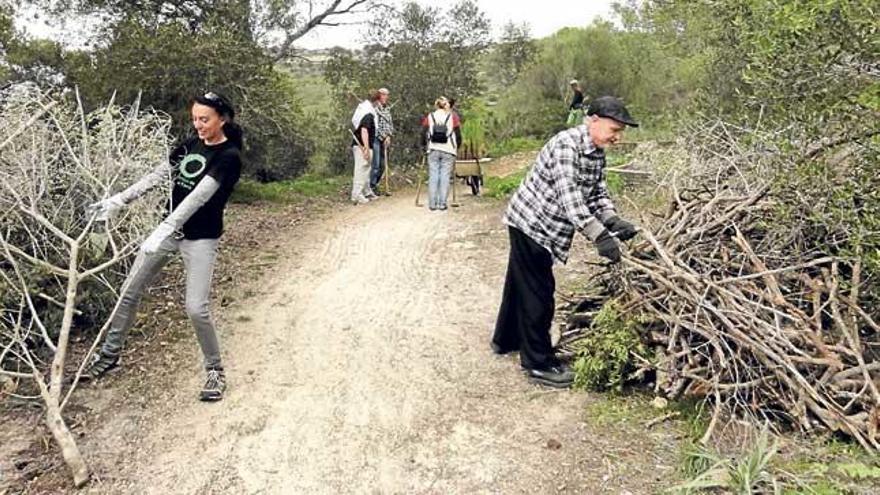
[565,121,880,449]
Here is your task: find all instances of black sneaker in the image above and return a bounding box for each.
[522,364,575,388]
[199,368,226,402]
[80,352,119,382]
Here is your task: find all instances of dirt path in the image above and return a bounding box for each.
[53,174,680,493]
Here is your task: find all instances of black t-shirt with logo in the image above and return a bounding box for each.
[169,138,242,240]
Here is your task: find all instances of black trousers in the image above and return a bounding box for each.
[492,226,556,369]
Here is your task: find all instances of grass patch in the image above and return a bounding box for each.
[782,481,846,495]
[670,427,880,494]
[488,136,543,157]
[482,168,527,199]
[671,398,711,440]
[232,173,345,204]
[777,438,880,494]
[583,393,655,427]
[673,427,780,494]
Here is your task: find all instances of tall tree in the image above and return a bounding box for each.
[493,21,536,86]
[0,3,71,87]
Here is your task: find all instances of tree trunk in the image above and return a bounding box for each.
[46,242,91,486]
[44,401,89,487]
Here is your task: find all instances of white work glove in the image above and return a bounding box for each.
[86,194,126,221]
[141,222,176,254]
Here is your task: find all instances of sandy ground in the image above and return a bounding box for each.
[2,163,682,493]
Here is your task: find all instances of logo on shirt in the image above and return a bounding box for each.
[179,153,207,179]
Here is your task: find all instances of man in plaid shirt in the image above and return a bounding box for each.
[492,96,640,388]
[370,88,394,195]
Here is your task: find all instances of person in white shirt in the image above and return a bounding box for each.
[350,94,379,204]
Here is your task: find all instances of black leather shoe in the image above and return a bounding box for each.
[522,364,575,388]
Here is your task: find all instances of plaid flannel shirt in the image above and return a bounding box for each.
[375,103,394,140]
[504,125,616,264]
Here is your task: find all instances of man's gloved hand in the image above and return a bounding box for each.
[141,222,175,254]
[594,229,621,263]
[86,195,126,221]
[604,216,638,242]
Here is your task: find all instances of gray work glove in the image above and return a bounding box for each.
[86,194,126,221]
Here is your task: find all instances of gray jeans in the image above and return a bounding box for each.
[427,150,455,209]
[101,236,222,370]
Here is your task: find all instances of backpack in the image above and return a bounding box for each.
[429,113,451,144]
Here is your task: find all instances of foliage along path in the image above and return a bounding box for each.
[76,162,681,494]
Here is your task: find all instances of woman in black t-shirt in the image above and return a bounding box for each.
[83,92,243,402]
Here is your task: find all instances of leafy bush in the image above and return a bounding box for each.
[572,301,647,391]
[489,21,688,143]
[459,101,488,159]
[66,15,312,182]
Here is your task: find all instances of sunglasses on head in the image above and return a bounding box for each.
[200,92,233,116]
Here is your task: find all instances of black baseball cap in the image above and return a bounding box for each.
[586,96,638,127]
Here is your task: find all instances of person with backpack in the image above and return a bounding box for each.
[83,92,243,402]
[350,92,379,204]
[422,97,460,210]
[491,96,640,388]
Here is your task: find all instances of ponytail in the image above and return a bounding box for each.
[223,121,244,149]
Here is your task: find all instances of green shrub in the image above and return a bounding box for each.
[572,301,648,391]
[459,107,488,160]
[67,16,312,182]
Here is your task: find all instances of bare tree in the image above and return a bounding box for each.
[251,0,375,60]
[35,0,379,59]
[0,84,169,486]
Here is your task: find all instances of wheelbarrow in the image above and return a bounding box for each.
[454,157,490,196]
[415,155,493,207]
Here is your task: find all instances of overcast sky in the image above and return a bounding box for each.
[18,0,618,50]
[296,0,618,49]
